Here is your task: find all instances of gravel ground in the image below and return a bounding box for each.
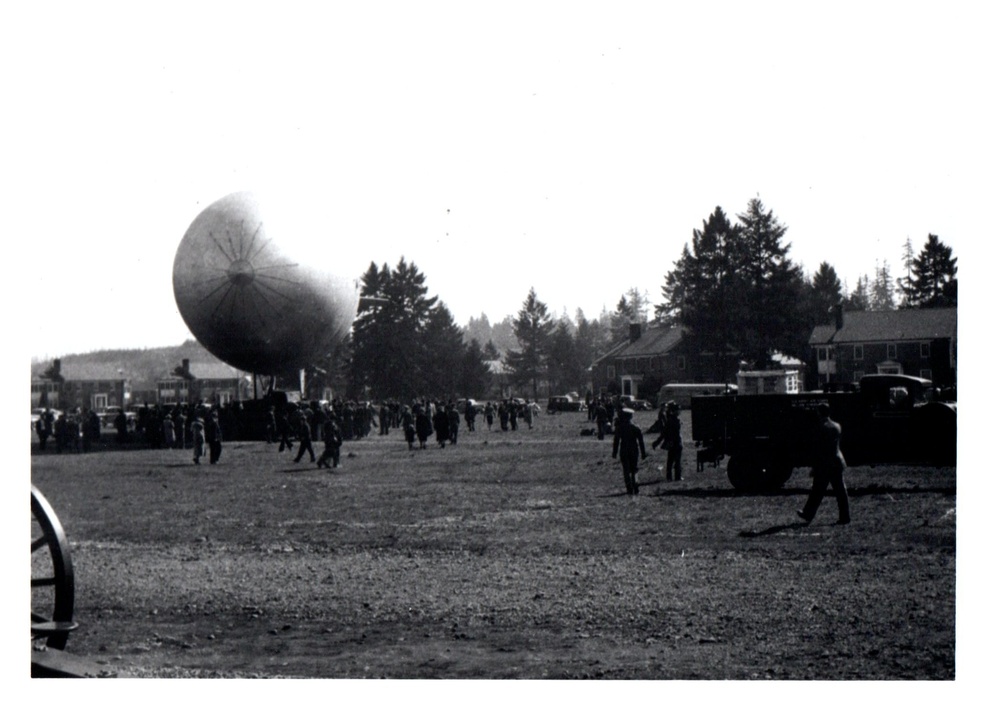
[31,410,957,683]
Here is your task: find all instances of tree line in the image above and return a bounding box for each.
[333,198,956,401]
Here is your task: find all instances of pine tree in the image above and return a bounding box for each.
[896,238,917,308]
[420,304,467,399]
[908,234,958,307]
[844,275,870,311]
[349,258,438,399]
[547,319,580,395]
[505,288,554,399]
[734,198,806,367]
[869,259,896,311]
[657,206,743,376]
[457,339,492,398]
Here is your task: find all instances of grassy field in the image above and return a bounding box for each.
[29,408,956,681]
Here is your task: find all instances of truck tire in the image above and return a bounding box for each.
[912,402,957,466]
[727,454,793,492]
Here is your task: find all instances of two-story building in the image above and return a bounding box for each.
[590,323,742,400]
[156,358,246,406]
[30,359,129,412]
[808,306,957,388]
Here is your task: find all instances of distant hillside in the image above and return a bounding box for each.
[30,339,225,388]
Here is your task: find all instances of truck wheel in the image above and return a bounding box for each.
[726,455,760,491]
[727,455,793,491]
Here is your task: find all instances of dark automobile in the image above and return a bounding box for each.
[547,396,585,413]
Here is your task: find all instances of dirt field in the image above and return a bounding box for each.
[29,409,956,681]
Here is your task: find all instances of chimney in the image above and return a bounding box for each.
[629,323,642,343]
[833,304,844,331]
[172,358,196,381]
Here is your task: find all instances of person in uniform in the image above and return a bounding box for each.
[464,400,477,432]
[448,403,461,444]
[595,402,609,441]
[415,405,433,449]
[293,408,316,463]
[798,403,850,525]
[163,413,176,449]
[206,410,224,464]
[36,409,54,450]
[612,407,648,495]
[191,413,206,464]
[433,402,450,448]
[277,407,295,452]
[317,414,343,469]
[663,401,683,482]
[402,405,417,450]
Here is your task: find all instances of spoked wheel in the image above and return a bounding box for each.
[31,485,77,650]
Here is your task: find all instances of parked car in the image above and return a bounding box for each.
[456,398,483,414]
[547,396,585,413]
[619,395,653,411]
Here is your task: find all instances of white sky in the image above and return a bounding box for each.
[8,1,993,360]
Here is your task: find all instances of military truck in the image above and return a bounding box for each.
[690,374,956,491]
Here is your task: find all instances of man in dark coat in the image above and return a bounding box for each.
[293,409,316,463]
[663,401,683,482]
[448,403,461,444]
[433,403,450,448]
[317,414,343,468]
[206,410,224,464]
[798,403,850,525]
[415,406,433,449]
[612,408,648,495]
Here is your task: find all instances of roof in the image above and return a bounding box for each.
[591,339,631,367]
[40,361,126,382]
[809,307,957,345]
[614,325,685,358]
[159,361,244,382]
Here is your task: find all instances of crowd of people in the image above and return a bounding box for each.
[32,392,849,522]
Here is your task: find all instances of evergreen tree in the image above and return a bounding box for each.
[869,259,896,311]
[420,303,467,399]
[897,237,917,308]
[609,288,650,344]
[656,206,742,377]
[844,275,870,311]
[483,339,501,361]
[349,258,437,399]
[810,262,845,316]
[735,197,805,367]
[547,319,581,395]
[506,288,554,398]
[574,310,610,377]
[803,261,846,334]
[457,339,493,398]
[907,234,958,307]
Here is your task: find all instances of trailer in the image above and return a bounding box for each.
[691,374,956,491]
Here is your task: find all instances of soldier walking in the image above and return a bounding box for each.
[798,403,850,525]
[612,407,648,496]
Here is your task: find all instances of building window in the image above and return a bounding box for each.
[920,369,933,380]
[817,347,828,361]
[853,370,865,382]
[677,356,686,371]
[606,365,615,380]
[854,344,864,360]
[887,343,897,359]
[920,342,930,358]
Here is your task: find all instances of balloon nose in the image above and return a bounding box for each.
[226,258,255,287]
